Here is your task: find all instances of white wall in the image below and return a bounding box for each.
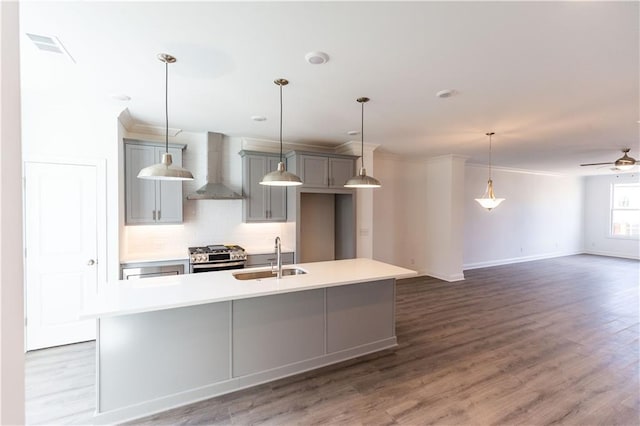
[583,172,640,259]
[0,1,25,422]
[373,154,428,273]
[424,156,467,281]
[464,165,584,268]
[21,44,123,281]
[373,156,586,278]
[120,133,295,260]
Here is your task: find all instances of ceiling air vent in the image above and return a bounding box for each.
[26,33,75,63]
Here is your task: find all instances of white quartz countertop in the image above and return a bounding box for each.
[82,258,416,319]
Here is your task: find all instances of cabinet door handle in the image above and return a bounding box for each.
[157,210,161,220]
[152,210,156,220]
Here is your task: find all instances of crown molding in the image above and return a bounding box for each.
[466,162,566,177]
[131,124,182,137]
[117,110,182,137]
[241,137,336,154]
[117,108,134,131]
[335,141,380,155]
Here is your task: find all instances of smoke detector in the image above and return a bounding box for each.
[305,51,329,65]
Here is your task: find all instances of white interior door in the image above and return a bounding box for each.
[25,162,98,351]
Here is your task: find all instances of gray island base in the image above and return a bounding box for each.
[95,278,397,424]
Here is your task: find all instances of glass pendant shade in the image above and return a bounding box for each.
[475,132,504,211]
[344,167,381,188]
[475,179,505,210]
[260,79,303,187]
[137,53,194,182]
[345,97,381,189]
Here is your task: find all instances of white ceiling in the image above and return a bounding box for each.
[19,1,639,175]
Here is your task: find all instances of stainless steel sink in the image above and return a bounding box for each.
[233,267,307,281]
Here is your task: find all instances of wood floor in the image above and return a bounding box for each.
[26,254,639,425]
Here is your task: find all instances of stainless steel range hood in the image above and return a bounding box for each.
[187,133,243,200]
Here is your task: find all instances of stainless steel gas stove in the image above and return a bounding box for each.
[188,244,247,273]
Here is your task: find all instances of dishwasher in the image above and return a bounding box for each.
[120,261,186,280]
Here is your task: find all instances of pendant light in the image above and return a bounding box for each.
[344,97,381,188]
[138,54,194,181]
[259,79,303,186]
[475,132,505,211]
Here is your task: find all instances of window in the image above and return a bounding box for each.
[611,183,640,238]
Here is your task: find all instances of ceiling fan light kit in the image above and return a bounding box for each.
[475,132,505,211]
[260,79,303,187]
[138,53,194,181]
[580,148,637,171]
[344,97,382,189]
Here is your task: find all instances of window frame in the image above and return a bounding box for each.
[609,182,640,240]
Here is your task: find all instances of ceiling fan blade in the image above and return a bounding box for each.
[580,162,614,166]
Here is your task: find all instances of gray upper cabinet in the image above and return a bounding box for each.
[124,140,186,225]
[328,158,356,189]
[240,151,287,222]
[287,152,357,189]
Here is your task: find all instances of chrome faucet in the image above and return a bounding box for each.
[274,236,282,278]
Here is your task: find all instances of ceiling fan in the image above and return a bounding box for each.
[580,149,636,171]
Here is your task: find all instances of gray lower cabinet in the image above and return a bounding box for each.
[98,302,231,411]
[245,252,294,268]
[286,152,357,189]
[95,279,396,422]
[124,140,186,224]
[232,289,325,377]
[240,151,286,222]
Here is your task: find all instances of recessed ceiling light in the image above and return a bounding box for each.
[251,115,267,122]
[305,51,329,65]
[436,89,457,98]
[110,93,131,101]
[347,130,360,136]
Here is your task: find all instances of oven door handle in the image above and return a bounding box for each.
[191,261,246,270]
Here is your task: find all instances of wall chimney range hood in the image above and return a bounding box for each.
[187,133,243,200]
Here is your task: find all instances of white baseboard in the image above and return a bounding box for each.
[583,249,640,260]
[463,250,583,270]
[424,271,465,282]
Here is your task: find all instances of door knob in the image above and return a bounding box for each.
[87,259,96,266]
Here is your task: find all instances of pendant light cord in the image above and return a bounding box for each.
[279,83,283,162]
[165,60,169,154]
[361,101,365,168]
[487,132,494,181]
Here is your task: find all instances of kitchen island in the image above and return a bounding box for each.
[83,258,416,424]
